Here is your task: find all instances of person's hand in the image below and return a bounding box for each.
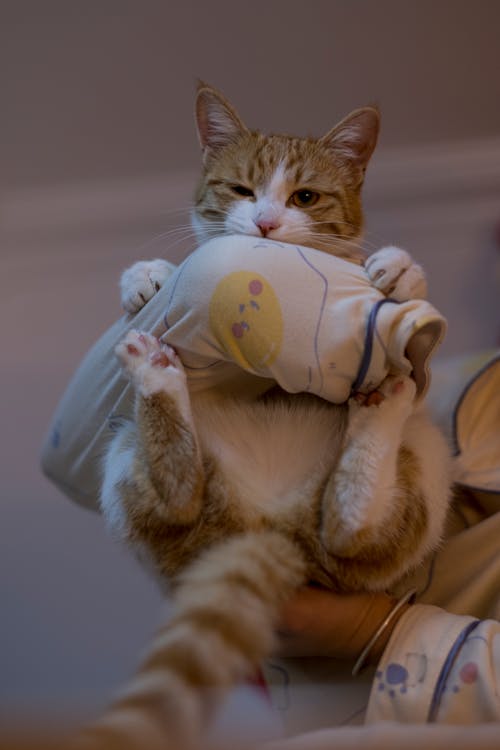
[276,586,411,667]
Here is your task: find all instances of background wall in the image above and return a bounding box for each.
[3,0,500,190]
[1,0,499,736]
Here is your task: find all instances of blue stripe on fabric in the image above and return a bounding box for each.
[351,297,399,394]
[427,619,481,722]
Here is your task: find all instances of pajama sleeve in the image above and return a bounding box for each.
[366,604,500,723]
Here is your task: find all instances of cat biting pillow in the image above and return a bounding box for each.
[121,234,446,404]
[42,85,453,749]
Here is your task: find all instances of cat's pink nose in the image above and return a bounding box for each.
[255,218,280,237]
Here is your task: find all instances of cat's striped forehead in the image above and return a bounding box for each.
[217,132,340,189]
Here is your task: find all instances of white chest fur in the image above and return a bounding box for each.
[192,395,343,521]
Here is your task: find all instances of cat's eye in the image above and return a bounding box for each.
[291,189,320,208]
[232,185,255,199]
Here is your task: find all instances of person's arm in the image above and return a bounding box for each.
[277,587,411,665]
[278,587,500,724]
[366,603,500,723]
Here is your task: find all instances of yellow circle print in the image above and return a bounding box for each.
[209,271,283,371]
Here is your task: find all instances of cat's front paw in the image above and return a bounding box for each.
[365,246,427,301]
[120,259,174,313]
[116,331,187,399]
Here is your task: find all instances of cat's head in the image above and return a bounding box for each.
[193,82,379,259]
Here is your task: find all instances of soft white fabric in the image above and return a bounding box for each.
[162,236,445,402]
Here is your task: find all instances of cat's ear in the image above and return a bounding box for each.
[195,82,248,159]
[320,106,380,183]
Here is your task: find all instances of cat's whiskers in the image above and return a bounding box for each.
[311,220,392,251]
[305,231,367,249]
[299,232,372,257]
[156,205,195,220]
[133,224,203,257]
[136,219,378,263]
[306,221,378,248]
[196,206,381,255]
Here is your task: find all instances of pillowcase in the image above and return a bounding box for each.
[161,236,446,403]
[41,235,447,511]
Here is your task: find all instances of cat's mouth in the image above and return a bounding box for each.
[226,221,306,245]
[195,218,365,261]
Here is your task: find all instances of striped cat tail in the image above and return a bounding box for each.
[77,531,306,749]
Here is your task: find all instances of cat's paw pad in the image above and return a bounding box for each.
[350,374,416,413]
[120,259,174,314]
[116,331,185,396]
[377,373,417,407]
[351,390,385,408]
[365,246,427,301]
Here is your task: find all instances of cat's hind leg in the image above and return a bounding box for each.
[320,374,447,584]
[325,374,416,540]
[101,331,204,533]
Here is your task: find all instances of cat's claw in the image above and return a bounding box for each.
[350,373,416,411]
[116,331,186,397]
[120,259,174,314]
[365,246,427,301]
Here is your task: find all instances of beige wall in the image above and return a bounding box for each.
[2,0,500,189]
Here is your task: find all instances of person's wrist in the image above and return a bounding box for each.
[351,589,416,675]
[364,601,411,665]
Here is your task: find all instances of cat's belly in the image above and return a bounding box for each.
[192,394,345,522]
